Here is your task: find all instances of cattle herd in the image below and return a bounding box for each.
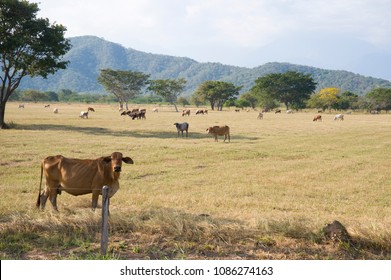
[29,103,351,211]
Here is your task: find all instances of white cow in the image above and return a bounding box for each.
[334,114,344,121]
[80,111,88,119]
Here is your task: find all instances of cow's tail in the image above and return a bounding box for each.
[36,162,43,208]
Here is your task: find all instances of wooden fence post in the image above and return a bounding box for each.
[100,185,109,256]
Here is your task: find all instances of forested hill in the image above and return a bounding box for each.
[20,35,391,96]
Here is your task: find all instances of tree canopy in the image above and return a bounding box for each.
[307,88,360,111]
[365,88,391,112]
[147,78,186,112]
[97,69,150,110]
[251,71,317,110]
[307,87,340,111]
[193,80,242,111]
[0,0,70,128]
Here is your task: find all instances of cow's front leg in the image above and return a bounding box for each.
[92,191,100,211]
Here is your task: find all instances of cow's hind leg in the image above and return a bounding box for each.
[48,186,59,211]
[39,189,49,210]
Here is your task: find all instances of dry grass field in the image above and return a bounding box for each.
[0,102,390,259]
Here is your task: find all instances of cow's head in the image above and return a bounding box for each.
[103,152,134,173]
[206,127,216,134]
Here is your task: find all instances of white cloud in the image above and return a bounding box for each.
[35,0,391,79]
[37,0,391,48]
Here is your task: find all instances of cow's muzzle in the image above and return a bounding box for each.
[114,166,122,172]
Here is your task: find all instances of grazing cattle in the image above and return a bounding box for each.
[152,108,158,113]
[318,110,323,113]
[120,110,130,116]
[286,109,294,114]
[206,125,230,142]
[257,112,263,119]
[334,114,344,121]
[80,111,88,119]
[87,107,95,112]
[275,109,281,114]
[174,122,189,137]
[36,152,134,211]
[44,104,50,108]
[136,111,146,120]
[18,104,25,109]
[234,109,240,112]
[130,108,145,113]
[182,109,191,116]
[53,108,58,114]
[121,108,139,114]
[313,115,322,122]
[122,110,146,120]
[195,109,208,115]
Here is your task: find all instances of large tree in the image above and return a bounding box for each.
[97,69,150,110]
[147,78,186,112]
[194,80,241,111]
[0,0,70,128]
[365,87,391,113]
[251,71,316,110]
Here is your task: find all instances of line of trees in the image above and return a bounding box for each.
[12,77,391,113]
[1,1,390,130]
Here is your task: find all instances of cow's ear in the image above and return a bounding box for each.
[122,157,134,164]
[102,156,112,163]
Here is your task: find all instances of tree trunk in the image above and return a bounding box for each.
[0,101,9,129]
[172,103,179,112]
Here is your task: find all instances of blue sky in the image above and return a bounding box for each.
[37,0,391,81]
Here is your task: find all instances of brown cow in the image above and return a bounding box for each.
[313,115,322,122]
[36,152,134,211]
[182,109,191,116]
[87,107,95,112]
[206,125,230,142]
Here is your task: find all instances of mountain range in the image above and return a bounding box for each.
[20,35,391,96]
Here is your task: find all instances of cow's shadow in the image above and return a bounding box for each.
[14,123,258,141]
